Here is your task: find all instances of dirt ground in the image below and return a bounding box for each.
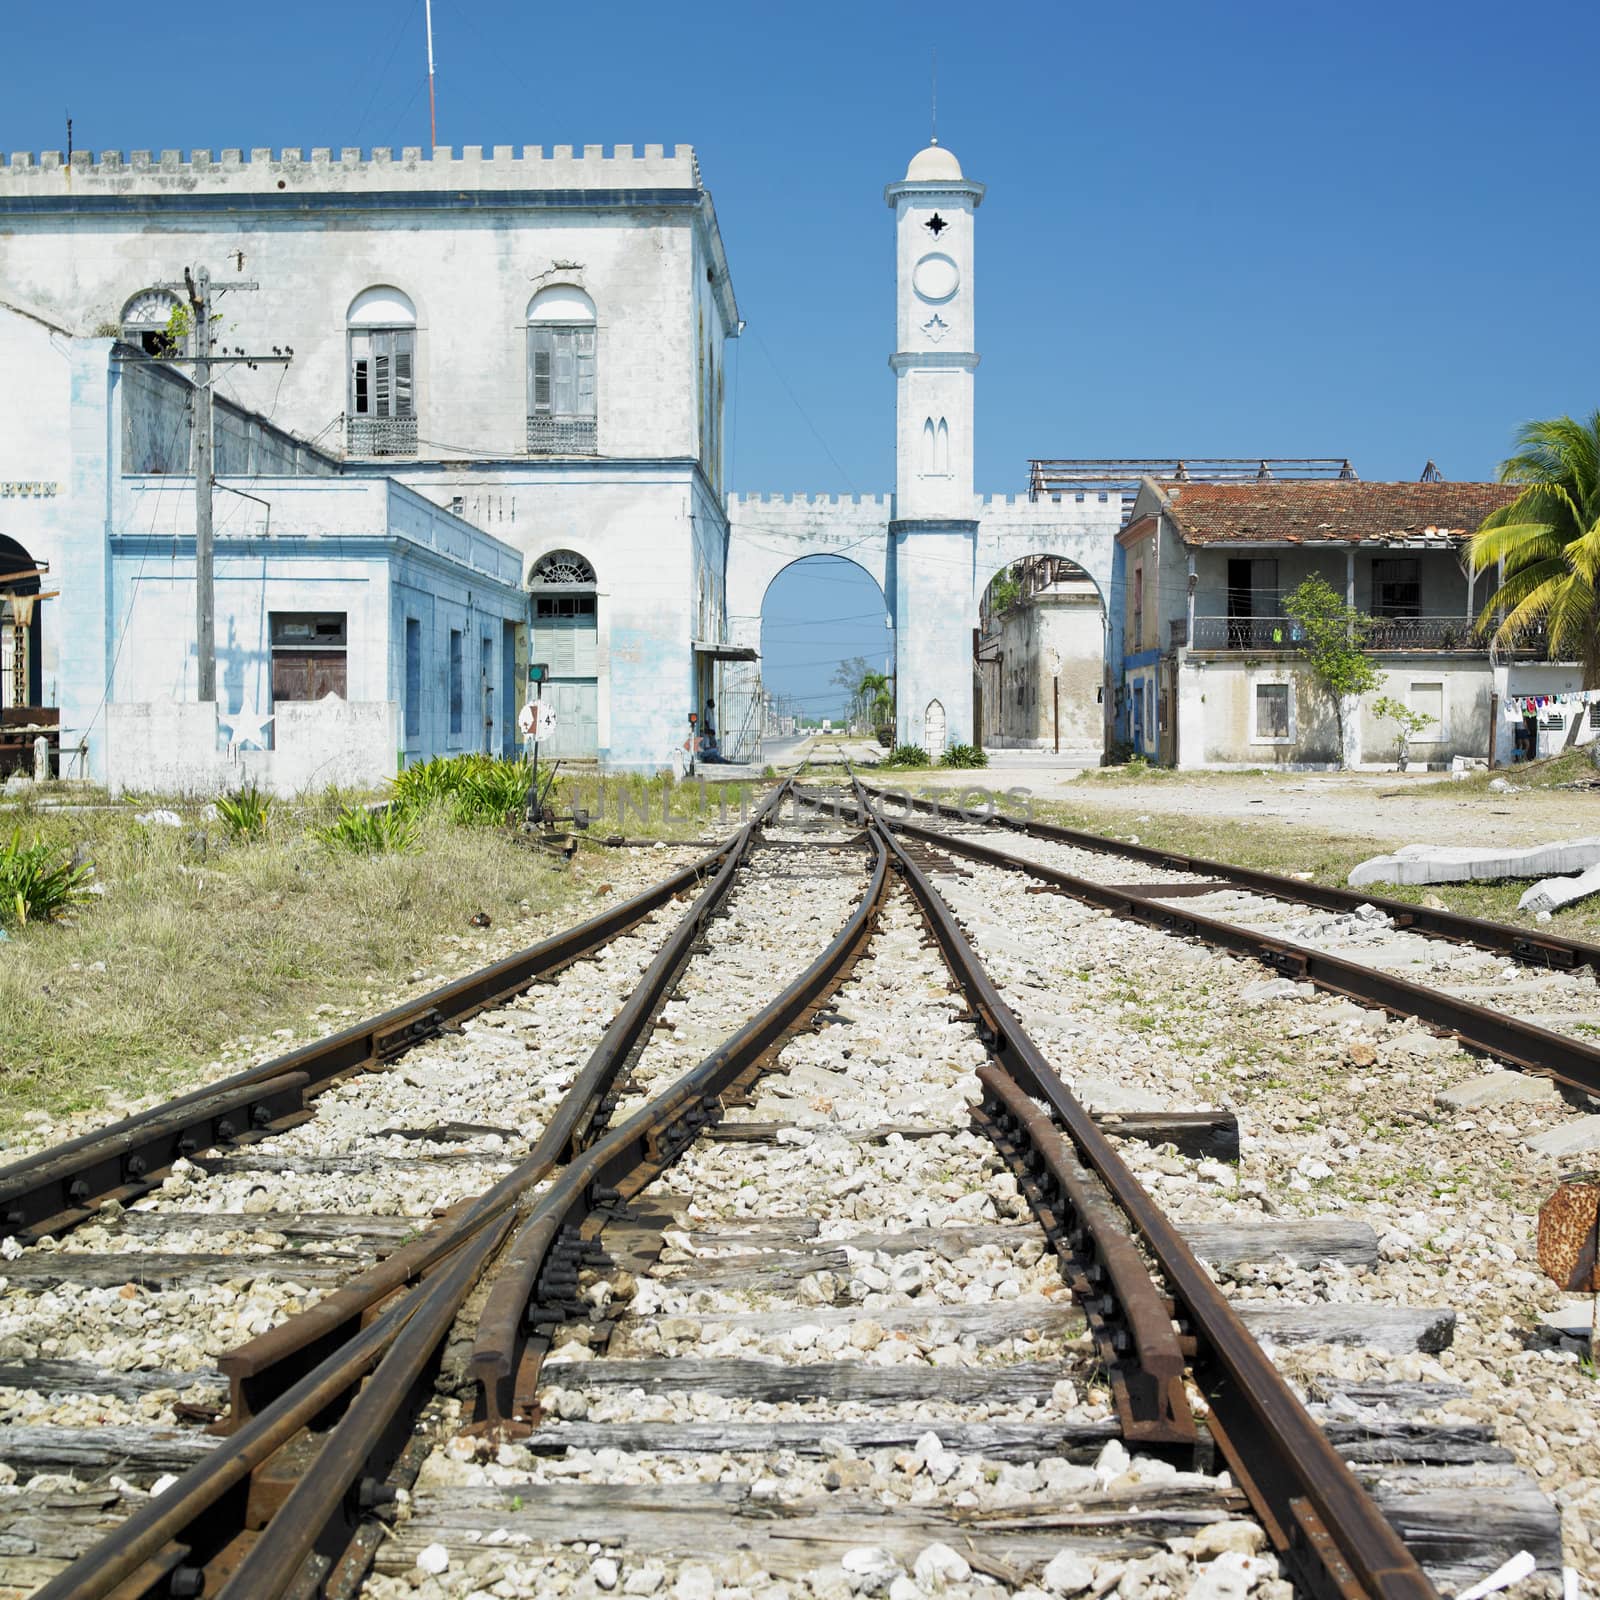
[928,767,1597,853]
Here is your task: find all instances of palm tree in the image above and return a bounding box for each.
[857,669,894,727]
[1468,412,1600,688]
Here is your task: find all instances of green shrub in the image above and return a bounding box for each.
[882,744,931,769]
[215,785,271,839]
[388,754,530,826]
[938,743,988,769]
[450,760,532,827]
[0,831,95,928]
[315,806,419,855]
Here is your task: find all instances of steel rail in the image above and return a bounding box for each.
[208,806,888,1599]
[854,778,1438,1600]
[218,779,797,1430]
[880,812,1600,1100]
[857,780,1600,975]
[0,842,739,1243]
[33,780,801,1600]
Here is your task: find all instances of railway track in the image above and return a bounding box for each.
[851,777,1600,1100]
[0,775,1578,1598]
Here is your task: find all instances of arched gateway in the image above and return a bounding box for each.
[726,141,1121,757]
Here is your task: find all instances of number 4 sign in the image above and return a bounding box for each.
[519,701,558,740]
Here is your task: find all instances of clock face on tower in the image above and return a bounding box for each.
[912,252,960,303]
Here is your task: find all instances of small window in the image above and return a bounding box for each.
[1590,702,1600,731]
[448,629,463,738]
[404,618,421,741]
[1373,558,1421,619]
[1408,680,1444,740]
[270,612,347,704]
[1254,682,1291,741]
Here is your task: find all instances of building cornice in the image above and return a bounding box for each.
[889,351,980,373]
[0,187,705,218]
[884,179,986,207]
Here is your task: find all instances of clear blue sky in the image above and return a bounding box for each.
[9,0,1597,717]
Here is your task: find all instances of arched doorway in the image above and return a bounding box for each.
[529,548,599,758]
[758,555,893,756]
[923,698,946,752]
[0,534,50,777]
[975,555,1106,756]
[1,534,44,711]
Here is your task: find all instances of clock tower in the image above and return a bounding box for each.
[886,142,985,749]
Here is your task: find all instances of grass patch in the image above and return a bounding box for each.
[0,803,584,1138]
[1439,746,1597,796]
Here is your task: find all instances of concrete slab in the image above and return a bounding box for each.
[1349,837,1600,889]
[1519,861,1600,916]
[1523,1114,1600,1159]
[1436,1072,1560,1112]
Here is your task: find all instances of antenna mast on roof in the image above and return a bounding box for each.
[425,0,438,153]
[930,50,938,144]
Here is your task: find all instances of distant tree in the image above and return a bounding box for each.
[1283,576,1382,767]
[987,566,1023,614]
[831,655,871,727]
[857,669,893,726]
[1468,413,1600,692]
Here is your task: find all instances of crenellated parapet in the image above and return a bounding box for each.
[0,144,701,197]
[728,492,893,514]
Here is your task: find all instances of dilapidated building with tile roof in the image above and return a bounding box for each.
[1112,475,1592,768]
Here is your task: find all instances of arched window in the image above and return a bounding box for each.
[527,286,596,456]
[922,417,936,474]
[121,289,183,357]
[935,417,950,475]
[347,286,417,457]
[529,549,597,587]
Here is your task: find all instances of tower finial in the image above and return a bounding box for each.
[930,49,938,144]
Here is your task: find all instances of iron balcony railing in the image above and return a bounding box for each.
[1182,615,1505,653]
[527,415,597,456]
[346,415,417,457]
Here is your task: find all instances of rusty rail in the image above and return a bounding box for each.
[856,777,1438,1600]
[881,811,1600,1100]
[34,780,889,1600]
[0,841,735,1243]
[857,780,1600,977]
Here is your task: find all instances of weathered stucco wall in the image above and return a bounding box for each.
[0,146,732,468]
[982,590,1102,750]
[1175,656,1498,768]
[105,697,400,797]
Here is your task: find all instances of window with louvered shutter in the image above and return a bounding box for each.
[526,325,597,454]
[350,328,415,418]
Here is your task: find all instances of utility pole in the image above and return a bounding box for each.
[186,267,216,703]
[142,269,285,706]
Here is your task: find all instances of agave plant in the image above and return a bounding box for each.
[938,743,988,769]
[215,785,272,839]
[0,830,95,928]
[315,805,419,855]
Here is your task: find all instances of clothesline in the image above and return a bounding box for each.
[1503,689,1599,721]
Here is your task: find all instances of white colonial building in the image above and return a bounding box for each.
[0,142,740,782]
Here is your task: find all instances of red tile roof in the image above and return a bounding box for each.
[1157,480,1519,546]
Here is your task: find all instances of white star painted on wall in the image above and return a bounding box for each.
[220,704,275,749]
[922,314,948,344]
